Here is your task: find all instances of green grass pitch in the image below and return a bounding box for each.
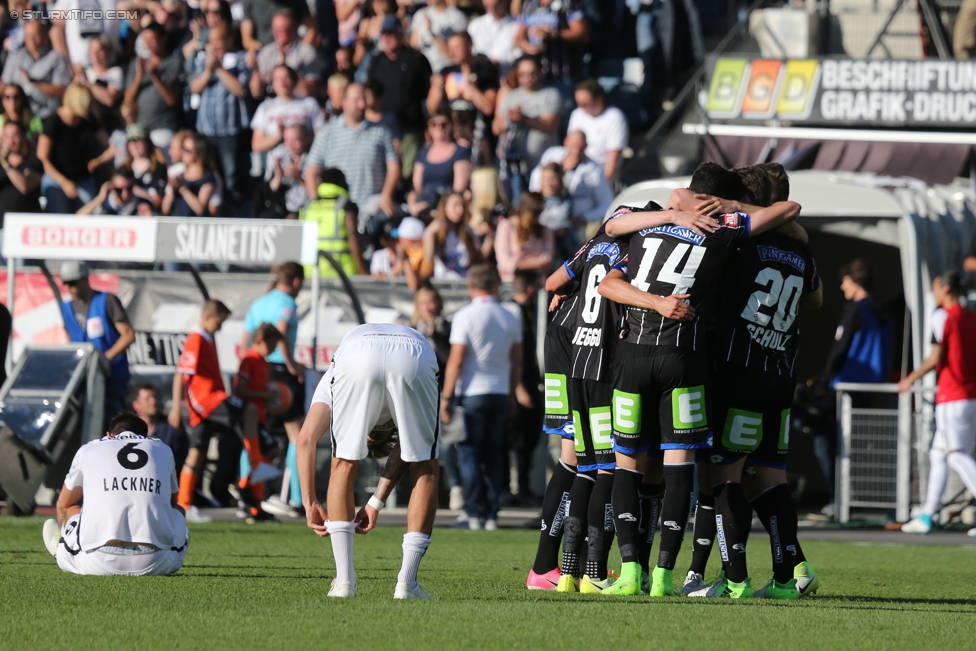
[1,518,975,649]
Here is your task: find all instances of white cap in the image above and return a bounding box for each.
[394,217,425,241]
[60,261,91,283]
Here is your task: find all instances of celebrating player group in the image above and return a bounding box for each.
[528,162,823,599]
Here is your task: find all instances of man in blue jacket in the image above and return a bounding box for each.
[59,262,136,422]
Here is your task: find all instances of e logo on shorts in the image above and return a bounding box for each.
[612,390,641,434]
[572,409,585,453]
[722,409,763,451]
[545,373,568,415]
[672,386,706,430]
[590,407,613,450]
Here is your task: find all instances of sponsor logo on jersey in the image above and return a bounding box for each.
[757,245,806,273]
[585,241,622,266]
[746,323,793,351]
[571,326,603,347]
[640,224,705,246]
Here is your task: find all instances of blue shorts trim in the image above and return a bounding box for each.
[596,461,616,471]
[612,442,649,455]
[578,463,598,473]
[661,441,713,450]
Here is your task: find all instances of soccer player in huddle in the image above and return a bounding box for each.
[596,163,802,596]
[684,163,823,599]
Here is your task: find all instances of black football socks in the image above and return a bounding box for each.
[532,459,576,574]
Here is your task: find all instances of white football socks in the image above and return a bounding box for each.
[922,448,948,516]
[398,532,431,585]
[329,521,357,585]
[946,452,976,499]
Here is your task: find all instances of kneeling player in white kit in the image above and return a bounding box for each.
[42,413,188,576]
[298,324,440,599]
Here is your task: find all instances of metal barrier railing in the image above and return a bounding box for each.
[834,382,934,523]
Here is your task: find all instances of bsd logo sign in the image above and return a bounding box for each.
[705,57,821,121]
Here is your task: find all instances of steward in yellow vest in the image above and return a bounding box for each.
[299,177,365,278]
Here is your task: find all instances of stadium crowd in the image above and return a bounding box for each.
[0,0,704,280]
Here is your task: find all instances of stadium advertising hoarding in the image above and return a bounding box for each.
[704,57,976,126]
[2,215,319,265]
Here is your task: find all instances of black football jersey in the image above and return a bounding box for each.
[564,227,629,381]
[716,232,819,376]
[622,212,750,351]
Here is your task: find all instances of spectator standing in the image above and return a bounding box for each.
[255,122,312,218]
[0,84,43,144]
[468,0,523,76]
[537,161,576,261]
[239,262,307,518]
[407,109,471,218]
[191,24,252,209]
[428,31,499,168]
[242,0,315,53]
[251,65,324,154]
[493,55,560,205]
[515,0,589,84]
[324,73,349,122]
[335,0,361,49]
[162,132,217,216]
[50,0,120,68]
[367,15,432,180]
[508,271,543,504]
[441,264,524,531]
[300,167,367,277]
[183,0,234,69]
[58,261,135,422]
[567,79,628,180]
[363,78,402,152]
[132,383,190,473]
[1,21,72,119]
[305,82,399,223]
[78,36,124,110]
[37,84,106,214]
[124,23,185,150]
[353,0,398,69]
[409,0,468,74]
[412,285,463,510]
[528,130,613,240]
[252,10,324,99]
[494,191,554,282]
[0,121,41,223]
[422,191,483,279]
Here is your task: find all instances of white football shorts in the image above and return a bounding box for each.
[323,332,439,462]
[56,512,188,576]
[933,399,976,453]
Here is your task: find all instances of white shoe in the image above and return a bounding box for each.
[394,581,432,599]
[901,514,933,534]
[262,495,300,518]
[678,571,705,596]
[689,575,727,598]
[42,519,60,557]
[969,527,976,538]
[328,579,357,598]
[484,518,498,531]
[185,506,213,523]
[467,518,482,531]
[449,486,464,511]
[250,461,283,484]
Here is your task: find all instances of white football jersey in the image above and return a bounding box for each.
[63,432,180,552]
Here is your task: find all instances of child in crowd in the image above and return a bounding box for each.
[234,323,285,521]
[538,162,577,262]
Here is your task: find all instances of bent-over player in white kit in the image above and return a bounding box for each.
[297,324,440,599]
[42,413,189,576]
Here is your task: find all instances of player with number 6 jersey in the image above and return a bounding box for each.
[596,163,802,596]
